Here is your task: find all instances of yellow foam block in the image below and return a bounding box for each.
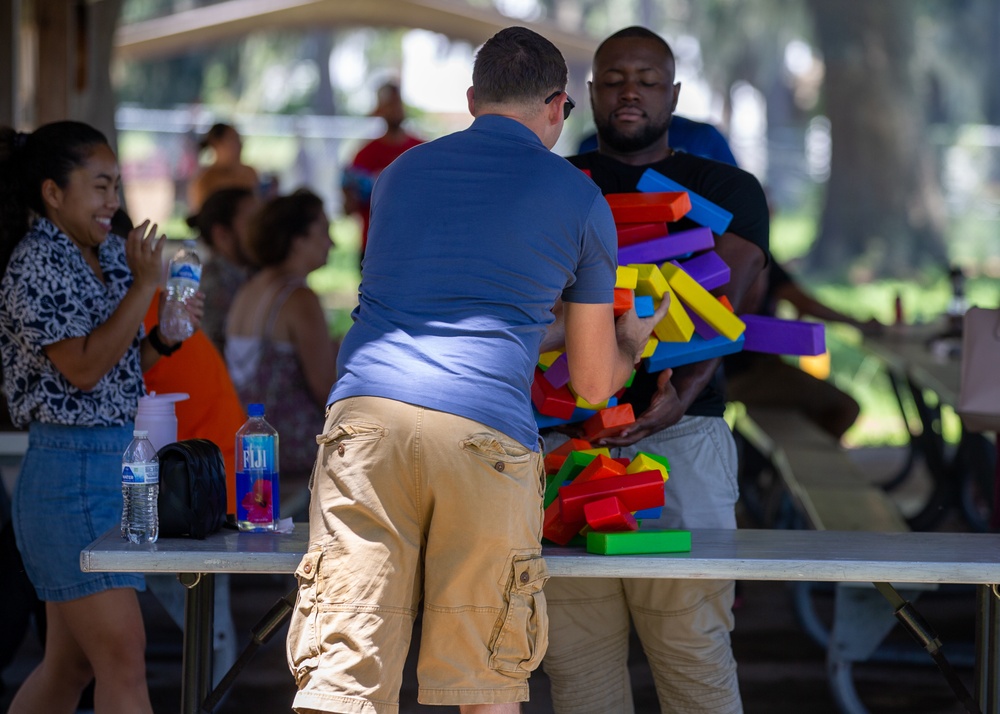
[653,286,695,342]
[538,350,563,369]
[574,394,609,410]
[633,264,669,299]
[660,263,745,341]
[641,336,659,358]
[627,453,669,481]
[577,447,612,459]
[615,266,639,290]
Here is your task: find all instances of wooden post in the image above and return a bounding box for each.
[0,0,17,126]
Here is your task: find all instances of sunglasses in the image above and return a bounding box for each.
[544,90,576,120]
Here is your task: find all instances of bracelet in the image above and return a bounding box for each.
[147,325,181,357]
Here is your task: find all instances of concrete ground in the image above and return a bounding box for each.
[0,447,981,713]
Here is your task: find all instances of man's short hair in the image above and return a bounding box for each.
[595,26,676,66]
[472,26,567,105]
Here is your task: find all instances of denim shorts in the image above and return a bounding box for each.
[13,422,145,601]
[288,397,549,714]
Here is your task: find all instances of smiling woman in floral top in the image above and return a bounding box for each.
[0,121,203,712]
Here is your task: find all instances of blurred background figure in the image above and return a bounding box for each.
[341,82,423,264]
[187,123,260,214]
[225,189,339,519]
[187,187,257,355]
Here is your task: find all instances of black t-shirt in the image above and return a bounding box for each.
[568,150,770,417]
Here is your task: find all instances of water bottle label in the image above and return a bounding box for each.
[169,263,202,282]
[237,435,278,525]
[122,462,159,485]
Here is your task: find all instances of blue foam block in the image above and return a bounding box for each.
[634,295,655,317]
[637,170,733,236]
[646,333,745,372]
[632,506,663,519]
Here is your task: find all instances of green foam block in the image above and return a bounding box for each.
[586,529,692,555]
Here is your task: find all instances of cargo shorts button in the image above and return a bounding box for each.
[494,462,505,472]
[304,563,312,574]
[337,444,345,456]
[519,570,529,584]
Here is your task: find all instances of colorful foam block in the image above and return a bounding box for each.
[617,222,668,247]
[606,191,691,224]
[543,352,571,388]
[633,264,669,299]
[531,367,576,419]
[616,265,639,289]
[553,450,599,485]
[641,336,659,358]
[674,251,731,291]
[634,295,655,318]
[573,392,610,410]
[690,295,733,339]
[613,288,634,317]
[618,227,715,265]
[573,454,628,485]
[632,506,663,519]
[543,438,593,474]
[653,284,695,343]
[584,496,639,532]
[637,170,733,236]
[740,314,826,356]
[582,404,635,441]
[659,263,746,341]
[627,452,670,481]
[646,333,745,372]
[538,350,562,369]
[586,529,692,555]
[543,499,585,545]
[576,447,613,459]
[558,470,665,522]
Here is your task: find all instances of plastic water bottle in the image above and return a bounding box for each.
[236,403,280,532]
[121,429,159,544]
[160,240,202,342]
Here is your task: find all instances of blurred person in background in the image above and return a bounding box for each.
[186,187,257,355]
[187,123,259,214]
[342,82,423,265]
[225,189,338,518]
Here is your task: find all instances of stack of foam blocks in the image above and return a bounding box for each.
[541,439,691,555]
[531,168,826,554]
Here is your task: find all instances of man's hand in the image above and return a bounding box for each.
[595,368,682,447]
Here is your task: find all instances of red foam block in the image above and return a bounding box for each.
[558,470,665,523]
[583,404,635,441]
[584,496,639,532]
[606,192,691,224]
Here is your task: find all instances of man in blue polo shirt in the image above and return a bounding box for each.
[286,26,668,714]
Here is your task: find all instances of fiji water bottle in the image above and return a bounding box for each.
[160,240,202,342]
[121,429,159,544]
[236,403,280,532]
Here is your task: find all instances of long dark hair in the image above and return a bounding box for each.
[0,121,109,275]
[246,189,324,267]
[186,186,254,248]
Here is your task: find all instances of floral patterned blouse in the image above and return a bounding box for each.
[0,218,144,427]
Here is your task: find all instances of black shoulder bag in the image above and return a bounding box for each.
[156,438,227,539]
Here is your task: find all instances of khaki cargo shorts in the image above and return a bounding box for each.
[287,397,549,714]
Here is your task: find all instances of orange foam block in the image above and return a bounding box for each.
[606,192,691,224]
[613,288,634,317]
[543,438,593,474]
[572,454,628,485]
[584,496,639,532]
[582,404,635,441]
[558,470,665,523]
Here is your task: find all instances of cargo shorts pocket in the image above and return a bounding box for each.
[286,550,323,685]
[312,421,386,490]
[487,554,550,675]
[462,430,544,497]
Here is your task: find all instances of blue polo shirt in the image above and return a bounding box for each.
[330,115,617,449]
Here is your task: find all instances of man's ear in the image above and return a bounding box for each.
[467,86,476,117]
[40,178,62,212]
[546,94,564,126]
[671,81,681,113]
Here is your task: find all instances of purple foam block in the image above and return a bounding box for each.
[543,352,571,388]
[618,227,714,265]
[740,314,826,356]
[676,251,730,291]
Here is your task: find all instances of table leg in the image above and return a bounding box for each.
[976,584,1000,713]
[903,374,957,531]
[179,572,216,714]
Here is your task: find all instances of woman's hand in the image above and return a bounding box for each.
[126,220,165,291]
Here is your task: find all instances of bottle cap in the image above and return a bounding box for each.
[133,429,149,437]
[248,403,265,417]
